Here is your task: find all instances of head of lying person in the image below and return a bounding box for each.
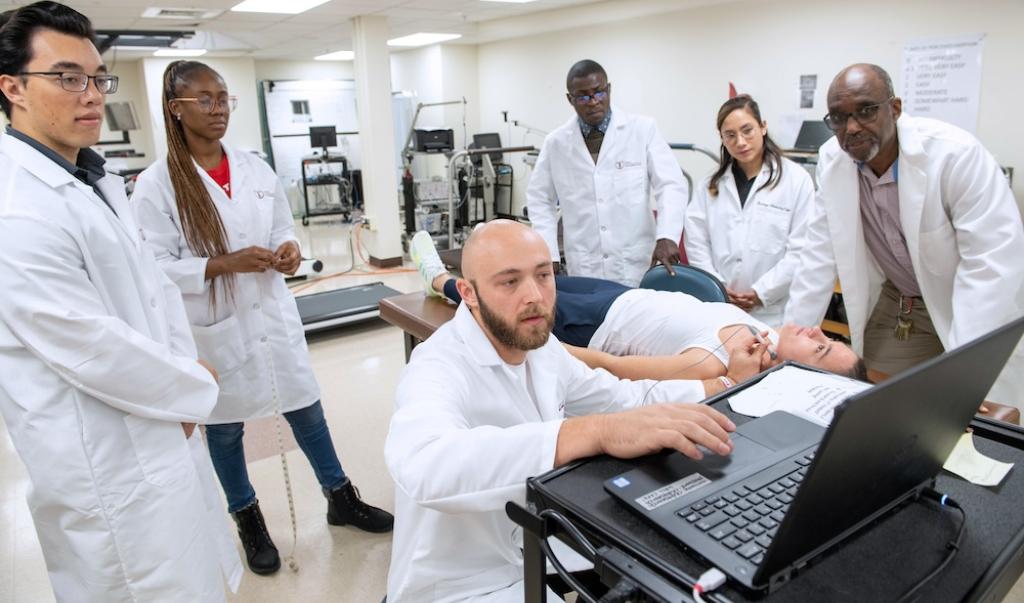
[457,220,558,364]
[763,324,867,381]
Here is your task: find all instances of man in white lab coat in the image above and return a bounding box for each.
[527,59,688,287]
[386,220,758,603]
[0,2,241,600]
[784,63,1024,408]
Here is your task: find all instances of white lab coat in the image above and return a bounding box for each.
[0,133,242,601]
[132,145,320,423]
[385,304,704,603]
[685,157,815,327]
[784,115,1024,407]
[527,106,688,287]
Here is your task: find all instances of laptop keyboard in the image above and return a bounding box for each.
[676,452,815,567]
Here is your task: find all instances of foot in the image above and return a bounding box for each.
[325,481,394,533]
[409,231,447,298]
[232,500,281,575]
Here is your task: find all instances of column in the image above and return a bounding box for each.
[352,15,403,266]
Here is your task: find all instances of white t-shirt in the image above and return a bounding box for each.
[588,289,777,365]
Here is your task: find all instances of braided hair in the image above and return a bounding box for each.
[161,60,234,307]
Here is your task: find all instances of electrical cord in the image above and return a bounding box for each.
[598,578,640,603]
[536,509,600,603]
[635,325,760,406]
[895,488,967,603]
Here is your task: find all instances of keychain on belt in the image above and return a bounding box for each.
[895,294,914,341]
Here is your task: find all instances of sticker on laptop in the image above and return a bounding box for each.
[635,473,712,511]
[611,476,631,488]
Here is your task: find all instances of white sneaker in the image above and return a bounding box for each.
[409,231,447,297]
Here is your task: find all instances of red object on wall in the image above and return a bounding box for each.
[728,82,737,99]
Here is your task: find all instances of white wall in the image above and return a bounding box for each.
[140,57,263,158]
[476,0,1024,208]
[95,59,156,173]
[255,60,355,82]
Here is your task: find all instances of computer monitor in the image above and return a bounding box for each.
[309,126,337,150]
[792,120,834,152]
[104,101,139,131]
[471,133,503,165]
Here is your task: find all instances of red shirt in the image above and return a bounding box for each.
[206,153,231,198]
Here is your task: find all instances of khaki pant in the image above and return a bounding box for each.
[863,280,945,375]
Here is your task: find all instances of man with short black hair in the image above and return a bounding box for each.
[527,59,688,287]
[0,2,241,600]
[785,63,1024,409]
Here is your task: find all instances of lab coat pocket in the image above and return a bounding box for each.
[123,415,192,488]
[191,314,249,376]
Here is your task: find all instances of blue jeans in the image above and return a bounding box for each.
[205,400,348,513]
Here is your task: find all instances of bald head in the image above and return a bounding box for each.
[828,63,894,101]
[462,219,552,282]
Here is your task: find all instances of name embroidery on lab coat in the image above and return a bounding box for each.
[615,160,642,169]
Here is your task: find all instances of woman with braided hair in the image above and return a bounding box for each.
[132,60,392,576]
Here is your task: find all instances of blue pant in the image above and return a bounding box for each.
[205,400,348,513]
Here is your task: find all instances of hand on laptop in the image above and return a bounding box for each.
[555,404,736,466]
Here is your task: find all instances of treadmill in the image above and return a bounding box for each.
[295,281,401,334]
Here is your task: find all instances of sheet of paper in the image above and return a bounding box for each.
[728,366,872,427]
[943,432,1014,486]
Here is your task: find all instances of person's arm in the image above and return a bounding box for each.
[525,135,562,263]
[941,142,1024,347]
[555,347,736,464]
[132,173,209,295]
[751,169,815,307]
[385,356,565,514]
[783,185,838,327]
[682,179,726,281]
[0,215,219,423]
[646,123,687,252]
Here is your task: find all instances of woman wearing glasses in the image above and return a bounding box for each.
[684,95,815,327]
[131,61,393,576]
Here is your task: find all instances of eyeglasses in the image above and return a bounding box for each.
[721,124,760,144]
[823,97,894,132]
[174,96,238,114]
[18,71,119,94]
[569,87,609,106]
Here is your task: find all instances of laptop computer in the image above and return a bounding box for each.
[788,120,835,153]
[605,315,1024,594]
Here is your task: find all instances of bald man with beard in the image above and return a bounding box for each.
[384,220,756,603]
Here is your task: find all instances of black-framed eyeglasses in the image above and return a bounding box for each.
[823,97,894,131]
[569,87,609,106]
[18,71,119,94]
[173,95,238,114]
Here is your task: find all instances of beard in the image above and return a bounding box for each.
[476,291,554,352]
[842,134,880,162]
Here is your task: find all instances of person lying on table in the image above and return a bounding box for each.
[409,229,865,387]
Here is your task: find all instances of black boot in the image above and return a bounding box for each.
[326,481,394,533]
[232,500,281,575]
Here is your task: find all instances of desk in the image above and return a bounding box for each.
[517,398,1024,602]
[378,293,455,361]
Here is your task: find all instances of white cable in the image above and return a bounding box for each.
[692,567,727,603]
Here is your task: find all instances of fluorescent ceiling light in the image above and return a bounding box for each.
[315,50,354,61]
[387,32,461,47]
[480,0,540,3]
[154,48,207,57]
[231,0,331,14]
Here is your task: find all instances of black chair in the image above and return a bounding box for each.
[638,263,728,303]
